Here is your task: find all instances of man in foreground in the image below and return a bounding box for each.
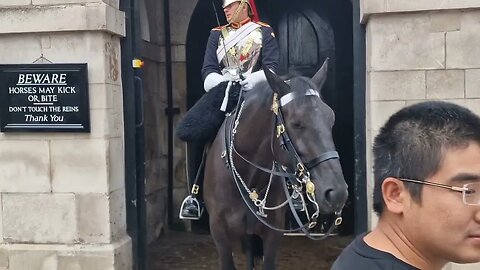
[332,101,480,270]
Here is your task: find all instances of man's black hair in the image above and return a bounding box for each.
[373,101,480,215]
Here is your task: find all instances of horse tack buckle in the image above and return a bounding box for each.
[191,184,200,195]
[271,93,279,115]
[296,163,306,177]
[276,124,285,138]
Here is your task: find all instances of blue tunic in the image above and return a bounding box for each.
[201,22,280,81]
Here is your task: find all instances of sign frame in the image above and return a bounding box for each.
[0,63,90,133]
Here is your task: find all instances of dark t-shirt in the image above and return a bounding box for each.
[331,233,420,270]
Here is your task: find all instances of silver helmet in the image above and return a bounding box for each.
[222,0,250,8]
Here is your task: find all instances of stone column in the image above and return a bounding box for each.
[168,0,197,229]
[362,1,480,269]
[0,1,131,269]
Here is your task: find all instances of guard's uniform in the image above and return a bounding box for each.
[202,18,279,80]
[179,16,280,221]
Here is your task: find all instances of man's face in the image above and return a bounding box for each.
[223,2,248,23]
[403,142,480,264]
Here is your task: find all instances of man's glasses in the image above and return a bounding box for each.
[397,178,480,206]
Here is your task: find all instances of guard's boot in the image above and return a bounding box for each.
[179,195,203,220]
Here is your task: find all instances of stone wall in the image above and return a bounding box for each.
[139,0,169,245]
[138,0,197,240]
[362,1,480,269]
[169,0,197,230]
[0,1,131,269]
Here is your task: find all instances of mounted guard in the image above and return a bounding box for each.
[176,0,280,219]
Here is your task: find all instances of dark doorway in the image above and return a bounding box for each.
[186,0,356,235]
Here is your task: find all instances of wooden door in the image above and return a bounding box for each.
[256,0,354,234]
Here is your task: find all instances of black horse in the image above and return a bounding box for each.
[203,59,349,270]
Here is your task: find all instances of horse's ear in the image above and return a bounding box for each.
[263,65,290,96]
[311,58,329,91]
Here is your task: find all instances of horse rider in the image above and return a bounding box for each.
[179,0,280,220]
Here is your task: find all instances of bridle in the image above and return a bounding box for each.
[273,89,340,175]
[224,86,344,240]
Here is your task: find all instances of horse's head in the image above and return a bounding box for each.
[264,59,348,214]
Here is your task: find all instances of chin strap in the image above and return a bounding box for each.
[212,1,230,68]
[229,0,249,24]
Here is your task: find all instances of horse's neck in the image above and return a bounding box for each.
[234,89,274,157]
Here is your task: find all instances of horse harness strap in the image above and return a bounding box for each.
[224,87,343,238]
[222,92,295,179]
[231,159,313,233]
[282,178,343,240]
[274,93,340,172]
[279,89,319,106]
[274,94,344,238]
[224,95,308,233]
[232,147,295,178]
[304,151,339,170]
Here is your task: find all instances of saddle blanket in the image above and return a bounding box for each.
[176,82,241,142]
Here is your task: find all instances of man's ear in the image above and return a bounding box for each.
[381,177,408,214]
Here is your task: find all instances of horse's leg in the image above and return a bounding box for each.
[216,243,236,270]
[205,172,238,269]
[242,235,257,270]
[244,237,254,270]
[246,246,254,270]
[261,193,285,270]
[261,230,282,270]
[209,217,237,270]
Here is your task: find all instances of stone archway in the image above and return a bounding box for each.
[184,0,355,234]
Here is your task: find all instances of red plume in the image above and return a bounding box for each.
[249,0,260,22]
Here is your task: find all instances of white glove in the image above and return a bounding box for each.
[239,70,266,90]
[204,73,227,92]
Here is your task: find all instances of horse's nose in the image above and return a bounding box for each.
[324,187,348,208]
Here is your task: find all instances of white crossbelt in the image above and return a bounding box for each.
[216,22,261,63]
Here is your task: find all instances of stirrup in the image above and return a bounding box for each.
[179,196,204,220]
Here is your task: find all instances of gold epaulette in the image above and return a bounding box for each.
[256,21,271,28]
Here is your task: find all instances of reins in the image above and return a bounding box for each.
[224,84,343,240]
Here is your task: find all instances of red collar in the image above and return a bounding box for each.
[230,18,252,29]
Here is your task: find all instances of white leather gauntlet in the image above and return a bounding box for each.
[203,73,226,92]
[239,70,267,90]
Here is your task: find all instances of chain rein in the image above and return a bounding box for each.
[228,101,291,216]
[226,88,343,237]
[228,99,308,233]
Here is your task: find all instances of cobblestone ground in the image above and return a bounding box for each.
[147,231,352,270]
